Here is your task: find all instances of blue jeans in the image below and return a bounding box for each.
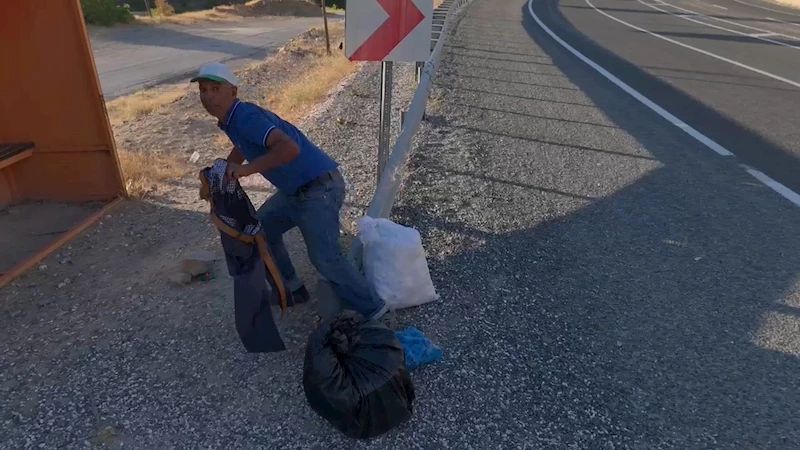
[257,169,387,320]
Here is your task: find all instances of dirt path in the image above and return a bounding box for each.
[0,24,422,446]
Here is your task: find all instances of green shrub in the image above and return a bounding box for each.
[81,0,135,26]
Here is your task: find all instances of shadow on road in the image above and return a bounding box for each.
[656,29,800,47]
[387,0,800,446]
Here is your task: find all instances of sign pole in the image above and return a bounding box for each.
[377,61,393,181]
[321,1,331,56]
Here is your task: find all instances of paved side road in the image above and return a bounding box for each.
[389,0,800,447]
[88,16,332,99]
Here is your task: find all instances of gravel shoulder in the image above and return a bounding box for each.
[0,32,419,449]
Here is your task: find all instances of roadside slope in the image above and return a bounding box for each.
[89,16,329,98]
[391,0,800,447]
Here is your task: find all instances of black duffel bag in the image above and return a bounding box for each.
[302,310,415,439]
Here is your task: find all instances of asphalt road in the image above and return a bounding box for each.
[87,16,334,99]
[533,0,800,195]
[386,0,800,447]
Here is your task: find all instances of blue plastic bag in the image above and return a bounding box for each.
[396,327,443,370]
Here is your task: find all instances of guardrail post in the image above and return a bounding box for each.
[377,61,393,182]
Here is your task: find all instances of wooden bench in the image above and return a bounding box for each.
[0,142,34,170]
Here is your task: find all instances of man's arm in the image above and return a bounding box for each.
[226,146,245,164]
[234,129,299,178]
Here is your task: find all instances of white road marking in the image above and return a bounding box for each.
[638,0,800,50]
[525,0,733,156]
[525,0,800,207]
[743,165,800,207]
[655,0,800,40]
[765,16,800,27]
[711,4,729,9]
[734,0,800,18]
[586,0,800,88]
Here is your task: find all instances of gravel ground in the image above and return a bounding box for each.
[5,0,800,447]
[0,31,424,450]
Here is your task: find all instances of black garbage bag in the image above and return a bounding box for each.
[303,310,415,439]
[199,158,289,353]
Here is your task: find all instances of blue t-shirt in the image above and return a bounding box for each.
[218,100,339,193]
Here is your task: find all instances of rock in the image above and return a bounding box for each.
[189,151,201,163]
[38,264,48,271]
[169,272,192,285]
[181,260,211,276]
[181,250,217,276]
[186,249,217,262]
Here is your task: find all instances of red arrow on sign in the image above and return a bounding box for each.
[349,0,425,61]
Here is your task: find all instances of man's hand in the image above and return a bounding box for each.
[225,162,255,181]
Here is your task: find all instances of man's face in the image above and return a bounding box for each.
[198,79,237,118]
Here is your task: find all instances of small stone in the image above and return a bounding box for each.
[169,272,192,285]
[61,258,71,265]
[58,282,67,289]
[189,151,201,163]
[38,264,48,271]
[181,250,217,276]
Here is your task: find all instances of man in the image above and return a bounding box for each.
[191,62,394,327]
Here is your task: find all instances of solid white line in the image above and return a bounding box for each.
[525,0,733,156]
[656,0,800,39]
[734,0,800,18]
[639,0,800,50]
[743,165,800,206]
[585,0,800,88]
[712,4,728,9]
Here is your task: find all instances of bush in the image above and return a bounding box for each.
[152,0,176,16]
[81,0,135,26]
[323,0,345,8]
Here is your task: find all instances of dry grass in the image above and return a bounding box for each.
[265,23,356,122]
[117,148,191,198]
[105,85,189,126]
[771,0,800,8]
[110,21,356,199]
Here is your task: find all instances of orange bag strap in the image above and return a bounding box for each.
[200,170,288,315]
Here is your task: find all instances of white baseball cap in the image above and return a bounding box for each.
[190,62,238,86]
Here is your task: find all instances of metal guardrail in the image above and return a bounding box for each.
[348,0,472,266]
